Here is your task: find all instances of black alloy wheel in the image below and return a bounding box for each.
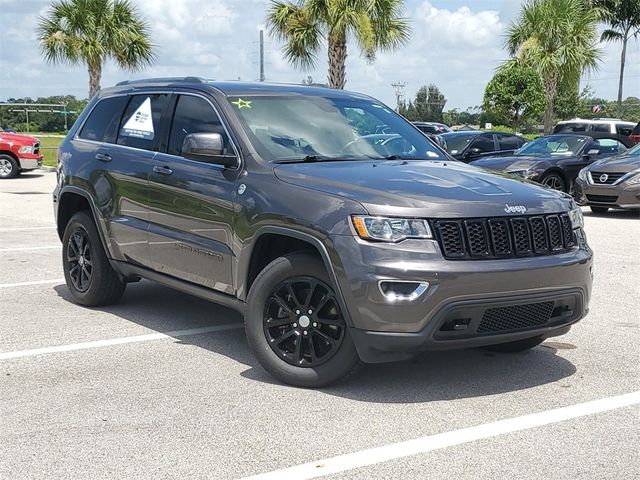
[66,228,93,292]
[263,277,346,367]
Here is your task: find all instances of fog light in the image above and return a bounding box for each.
[378,281,429,302]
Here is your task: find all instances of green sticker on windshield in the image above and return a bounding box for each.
[231,98,252,109]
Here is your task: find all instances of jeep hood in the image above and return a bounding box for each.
[274,160,571,217]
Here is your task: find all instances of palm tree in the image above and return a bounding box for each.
[595,0,640,105]
[506,0,602,133]
[37,0,156,98]
[267,0,410,89]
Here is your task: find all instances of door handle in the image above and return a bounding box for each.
[153,165,173,175]
[95,153,111,162]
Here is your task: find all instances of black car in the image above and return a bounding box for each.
[440,131,527,162]
[53,78,592,387]
[412,122,452,135]
[470,133,634,192]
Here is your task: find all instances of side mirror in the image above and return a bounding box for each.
[182,133,237,168]
[468,147,482,156]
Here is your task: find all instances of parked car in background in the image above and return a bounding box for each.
[0,131,43,178]
[553,118,636,136]
[630,122,640,145]
[470,133,634,193]
[412,122,452,135]
[440,131,527,162]
[574,142,640,213]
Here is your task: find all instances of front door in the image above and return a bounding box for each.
[148,94,239,294]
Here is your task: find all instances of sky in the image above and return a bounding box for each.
[0,0,639,110]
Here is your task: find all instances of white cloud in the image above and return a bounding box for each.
[0,0,637,110]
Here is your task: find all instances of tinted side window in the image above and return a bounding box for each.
[79,96,128,143]
[554,123,587,133]
[117,94,170,151]
[168,95,228,156]
[497,134,522,150]
[616,124,633,136]
[591,123,610,133]
[469,135,495,153]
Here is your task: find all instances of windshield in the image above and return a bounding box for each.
[226,95,448,162]
[440,132,477,154]
[515,135,588,156]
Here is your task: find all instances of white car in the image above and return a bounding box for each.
[553,118,636,136]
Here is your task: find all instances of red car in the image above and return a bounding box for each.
[0,132,44,178]
[630,122,640,145]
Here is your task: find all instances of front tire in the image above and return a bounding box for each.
[62,211,126,306]
[483,336,544,353]
[245,253,361,387]
[540,173,566,192]
[0,154,19,179]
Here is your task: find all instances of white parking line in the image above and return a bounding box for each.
[240,390,640,480]
[0,278,65,288]
[0,245,60,252]
[0,226,56,232]
[0,323,243,360]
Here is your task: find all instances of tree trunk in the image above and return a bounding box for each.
[88,61,102,99]
[328,38,347,89]
[543,74,558,134]
[617,33,628,106]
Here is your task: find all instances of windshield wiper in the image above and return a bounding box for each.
[275,155,371,164]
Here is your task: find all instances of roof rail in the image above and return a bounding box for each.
[115,77,208,86]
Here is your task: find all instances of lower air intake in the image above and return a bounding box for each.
[478,301,555,334]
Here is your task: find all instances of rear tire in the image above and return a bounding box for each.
[483,336,544,353]
[245,253,362,387]
[590,206,609,214]
[0,154,19,179]
[62,211,126,306]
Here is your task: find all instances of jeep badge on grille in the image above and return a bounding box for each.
[504,204,527,214]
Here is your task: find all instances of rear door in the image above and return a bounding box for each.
[463,134,497,161]
[148,92,240,294]
[73,93,170,266]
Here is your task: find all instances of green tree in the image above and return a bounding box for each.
[483,62,544,132]
[506,0,602,133]
[413,84,447,122]
[595,0,640,105]
[37,0,156,98]
[267,0,410,89]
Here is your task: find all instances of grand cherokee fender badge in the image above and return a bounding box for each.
[504,204,527,214]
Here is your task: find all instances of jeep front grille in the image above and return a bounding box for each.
[433,213,575,260]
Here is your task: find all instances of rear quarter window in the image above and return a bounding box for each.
[78,96,129,143]
[616,124,633,136]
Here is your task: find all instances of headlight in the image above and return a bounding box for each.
[352,215,432,242]
[508,169,538,179]
[624,173,640,186]
[18,145,34,154]
[578,167,589,182]
[568,207,584,230]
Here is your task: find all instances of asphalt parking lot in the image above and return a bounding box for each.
[1,171,639,480]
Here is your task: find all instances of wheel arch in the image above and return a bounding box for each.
[240,227,353,327]
[56,187,110,257]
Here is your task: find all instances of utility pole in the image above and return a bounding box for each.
[391,82,406,112]
[259,29,265,82]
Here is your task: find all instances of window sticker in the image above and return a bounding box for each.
[121,97,154,139]
[231,98,252,109]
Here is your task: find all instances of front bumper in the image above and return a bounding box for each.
[330,232,593,362]
[18,155,44,170]
[574,176,640,209]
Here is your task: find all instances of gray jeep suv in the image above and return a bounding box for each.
[53,78,593,387]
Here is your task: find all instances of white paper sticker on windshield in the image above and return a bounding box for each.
[121,97,154,139]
